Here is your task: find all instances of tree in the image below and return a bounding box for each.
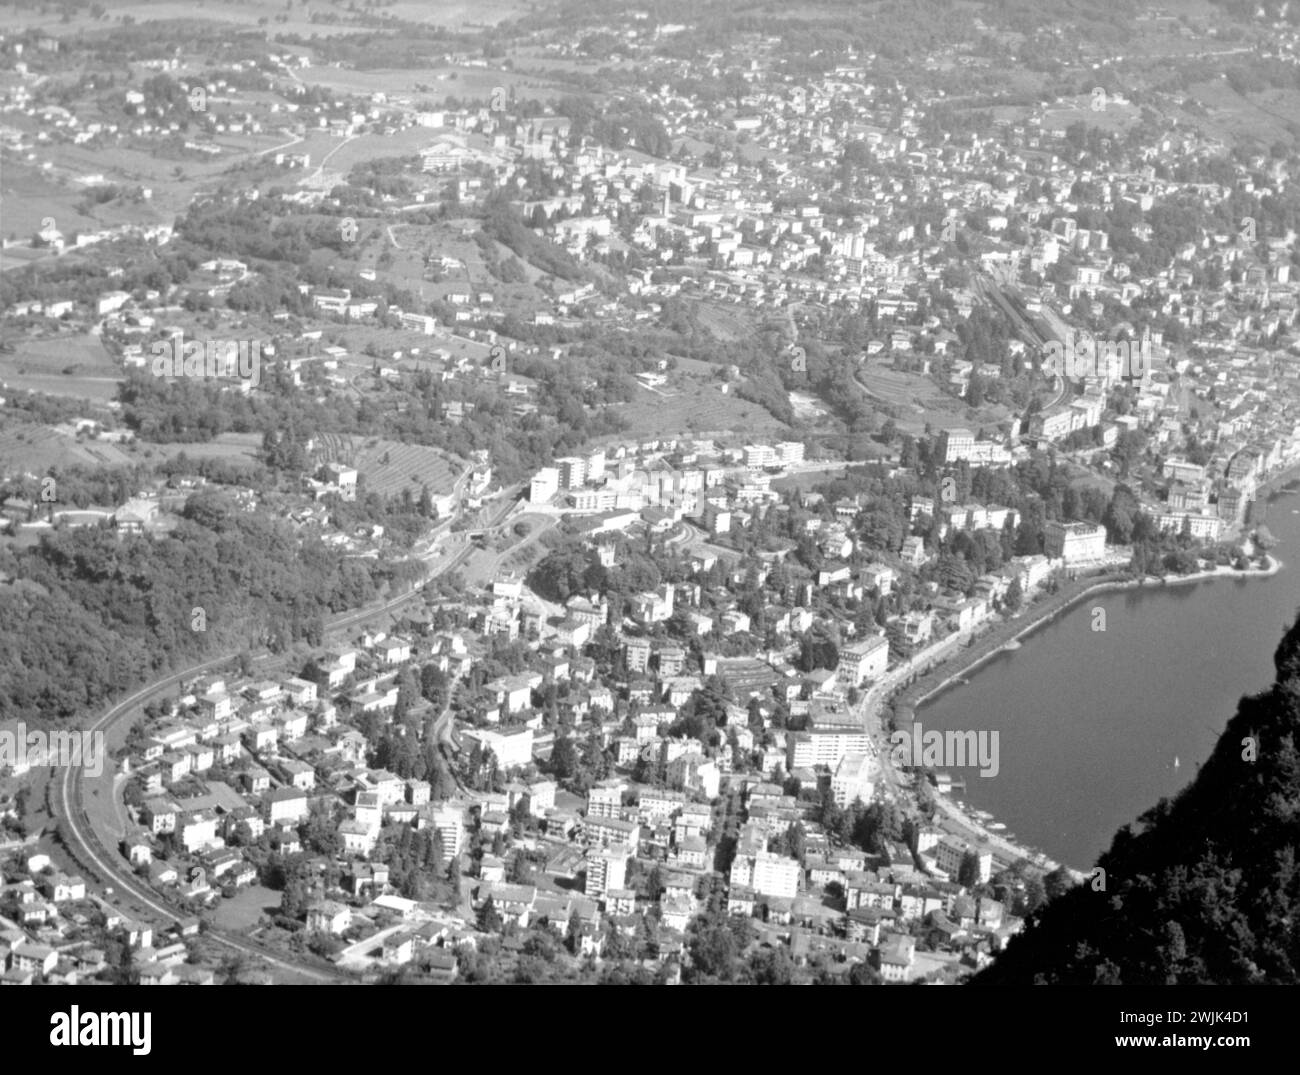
[958,850,982,888]
[508,851,533,884]
[848,961,882,985]
[747,945,795,985]
[1022,873,1048,915]
[644,864,665,902]
[1042,864,1075,903]
[774,822,808,865]
[106,930,140,985]
[216,952,254,985]
[307,932,343,959]
[279,877,310,920]
[549,735,579,781]
[477,895,503,933]
[688,917,740,982]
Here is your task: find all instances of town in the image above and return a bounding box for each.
[3,0,1300,987]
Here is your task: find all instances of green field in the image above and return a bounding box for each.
[212,884,281,932]
[611,378,792,441]
[0,333,123,403]
[856,362,1011,434]
[146,432,264,465]
[287,64,570,107]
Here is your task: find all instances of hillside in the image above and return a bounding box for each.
[971,613,1300,985]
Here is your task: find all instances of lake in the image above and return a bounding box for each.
[917,486,1300,869]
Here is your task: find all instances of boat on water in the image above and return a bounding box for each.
[1003,640,1021,651]
[1173,755,1181,769]
[988,822,1007,831]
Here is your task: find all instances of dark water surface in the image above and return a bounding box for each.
[917,487,1300,869]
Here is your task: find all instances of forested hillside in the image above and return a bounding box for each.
[0,490,400,727]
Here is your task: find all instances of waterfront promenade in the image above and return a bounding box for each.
[858,551,1280,879]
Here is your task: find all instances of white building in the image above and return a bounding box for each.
[750,850,801,899]
[428,804,465,857]
[934,836,992,884]
[1043,521,1106,565]
[836,635,889,687]
[831,752,876,808]
[461,727,534,770]
[787,729,871,770]
[585,844,630,898]
[529,467,559,503]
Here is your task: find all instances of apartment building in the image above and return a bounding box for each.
[787,729,871,770]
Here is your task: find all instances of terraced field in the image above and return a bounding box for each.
[0,425,133,478]
[611,379,791,440]
[312,433,466,498]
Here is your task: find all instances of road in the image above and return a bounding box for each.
[60,663,346,983]
[852,618,1074,876]
[52,499,500,983]
[256,131,305,159]
[303,134,358,189]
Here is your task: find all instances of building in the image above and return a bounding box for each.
[776,441,805,466]
[1153,512,1224,541]
[1163,457,1206,484]
[584,815,640,849]
[744,850,800,899]
[1043,521,1106,565]
[1029,407,1076,443]
[555,457,587,489]
[874,934,916,982]
[306,900,353,936]
[934,837,993,884]
[530,467,559,503]
[263,787,309,825]
[585,844,630,898]
[937,427,974,464]
[831,752,876,807]
[525,779,556,818]
[836,635,890,686]
[862,562,896,595]
[427,804,465,857]
[586,785,623,820]
[322,464,357,501]
[460,727,534,770]
[787,729,871,770]
[625,637,652,674]
[665,753,720,798]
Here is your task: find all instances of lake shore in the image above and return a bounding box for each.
[904,554,1279,713]
[878,552,1281,876]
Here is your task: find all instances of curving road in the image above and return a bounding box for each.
[54,532,483,983]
